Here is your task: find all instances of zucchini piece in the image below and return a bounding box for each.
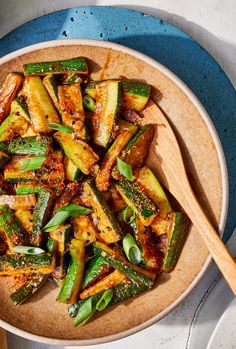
[0,253,54,276]
[16,183,46,195]
[49,224,71,281]
[64,157,81,182]
[43,74,60,111]
[10,95,30,122]
[96,121,138,191]
[115,179,157,226]
[53,132,99,175]
[81,180,123,244]
[82,255,110,290]
[85,81,97,99]
[93,241,155,287]
[23,76,60,133]
[22,125,37,137]
[58,84,86,139]
[14,210,34,233]
[137,166,171,218]
[0,150,10,168]
[133,217,160,270]
[10,273,48,306]
[94,80,121,147]
[52,182,79,214]
[122,80,151,111]
[0,194,36,210]
[0,142,7,151]
[0,113,29,142]
[112,124,155,179]
[103,183,126,213]
[57,239,85,304]
[151,216,173,236]
[71,216,96,246]
[0,73,23,122]
[32,188,53,246]
[0,205,29,250]
[162,212,190,273]
[7,136,51,156]
[62,73,82,85]
[80,269,126,299]
[4,156,36,182]
[23,57,88,76]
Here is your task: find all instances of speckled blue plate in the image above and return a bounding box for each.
[1,6,235,241]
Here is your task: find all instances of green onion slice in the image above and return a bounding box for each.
[57,204,92,216]
[96,289,114,311]
[118,206,135,223]
[13,246,45,255]
[117,157,133,181]
[83,95,96,112]
[20,156,46,172]
[47,123,74,134]
[74,295,100,327]
[122,234,142,265]
[44,211,70,232]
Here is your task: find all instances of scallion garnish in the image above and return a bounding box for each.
[117,157,133,181]
[44,211,70,232]
[13,246,45,255]
[74,294,100,327]
[20,156,46,172]
[123,234,142,265]
[47,122,74,134]
[118,206,135,223]
[83,95,96,112]
[57,204,92,216]
[96,289,113,311]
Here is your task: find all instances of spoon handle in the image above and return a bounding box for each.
[0,328,7,349]
[183,183,236,295]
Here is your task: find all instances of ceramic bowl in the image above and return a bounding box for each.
[0,39,228,345]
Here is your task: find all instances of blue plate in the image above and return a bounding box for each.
[1,6,235,241]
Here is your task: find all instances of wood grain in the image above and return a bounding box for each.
[0,328,7,349]
[143,100,236,295]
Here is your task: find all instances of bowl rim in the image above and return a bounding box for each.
[0,39,229,346]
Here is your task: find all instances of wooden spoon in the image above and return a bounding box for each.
[143,99,236,295]
[0,328,7,349]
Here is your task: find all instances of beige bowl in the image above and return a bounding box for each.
[0,39,228,345]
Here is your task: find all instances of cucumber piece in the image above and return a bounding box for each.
[122,80,151,111]
[62,73,82,85]
[0,142,7,151]
[96,121,138,191]
[16,183,45,195]
[82,255,110,290]
[0,73,23,123]
[80,269,126,299]
[81,180,123,243]
[83,95,96,112]
[14,210,34,233]
[85,81,97,99]
[32,188,53,246]
[94,80,121,147]
[57,239,85,304]
[52,182,79,214]
[0,113,29,142]
[0,150,10,168]
[64,157,81,181]
[10,274,48,305]
[0,205,29,250]
[93,241,155,287]
[23,57,88,76]
[7,136,52,156]
[53,132,99,175]
[10,95,30,122]
[115,179,157,226]
[23,76,60,133]
[137,166,172,218]
[71,216,96,246]
[0,253,54,276]
[43,74,60,111]
[162,212,190,273]
[49,224,72,281]
[0,194,36,210]
[58,84,86,139]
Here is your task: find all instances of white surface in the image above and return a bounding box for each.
[1,1,236,348]
[207,297,236,349]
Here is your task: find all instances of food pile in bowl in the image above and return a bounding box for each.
[0,56,189,326]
